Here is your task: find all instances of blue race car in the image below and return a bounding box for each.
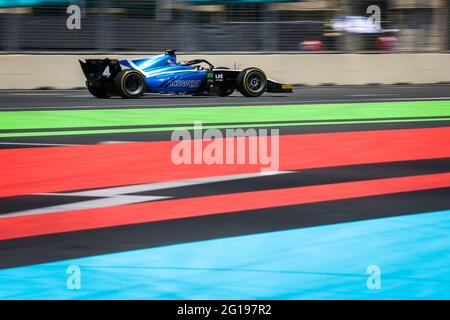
[80,50,292,99]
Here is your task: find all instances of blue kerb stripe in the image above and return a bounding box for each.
[1,209,449,300]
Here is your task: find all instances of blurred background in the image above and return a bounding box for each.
[0,0,448,53]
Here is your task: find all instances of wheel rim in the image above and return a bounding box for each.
[246,72,265,94]
[124,73,145,95]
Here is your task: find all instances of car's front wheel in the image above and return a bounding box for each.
[236,68,267,97]
[114,69,146,99]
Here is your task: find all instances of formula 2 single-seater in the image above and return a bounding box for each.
[80,50,293,99]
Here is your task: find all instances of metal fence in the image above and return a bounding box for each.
[0,0,449,52]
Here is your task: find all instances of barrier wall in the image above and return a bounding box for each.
[0,53,449,89]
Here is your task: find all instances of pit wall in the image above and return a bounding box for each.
[0,53,449,89]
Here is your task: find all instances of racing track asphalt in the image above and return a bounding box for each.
[0,84,450,299]
[0,84,449,110]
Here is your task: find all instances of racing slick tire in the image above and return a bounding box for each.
[87,82,110,98]
[236,67,267,97]
[114,69,146,99]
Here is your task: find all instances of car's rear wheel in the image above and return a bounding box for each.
[114,69,146,99]
[86,82,110,98]
[237,67,267,97]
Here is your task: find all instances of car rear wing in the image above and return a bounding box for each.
[79,59,122,81]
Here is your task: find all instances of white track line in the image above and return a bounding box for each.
[1,195,168,218]
[40,171,291,197]
[2,171,291,218]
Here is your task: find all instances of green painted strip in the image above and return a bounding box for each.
[0,117,449,138]
[1,100,450,131]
